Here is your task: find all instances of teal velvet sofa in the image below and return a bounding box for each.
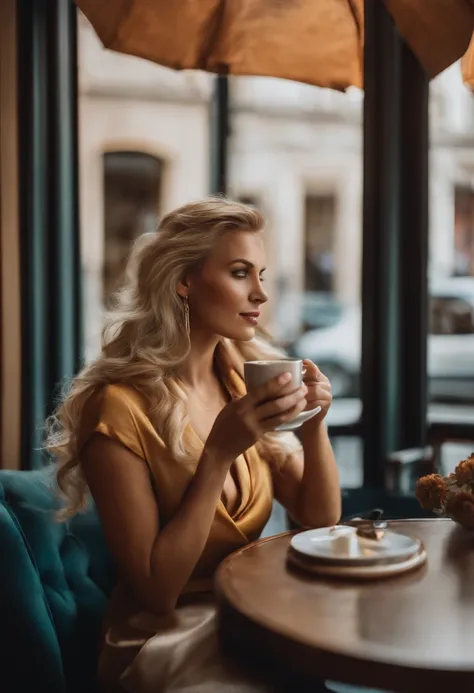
[0,466,115,693]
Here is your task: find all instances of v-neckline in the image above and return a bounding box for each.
[186,423,250,522]
[182,363,251,535]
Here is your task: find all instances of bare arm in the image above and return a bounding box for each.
[82,434,233,617]
[272,424,341,528]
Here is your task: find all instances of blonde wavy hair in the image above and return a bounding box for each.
[45,197,298,518]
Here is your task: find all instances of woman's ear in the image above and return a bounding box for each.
[176,279,189,298]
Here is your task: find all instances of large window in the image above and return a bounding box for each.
[78,10,365,494]
[78,10,474,512]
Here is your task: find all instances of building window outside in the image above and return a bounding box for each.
[454,186,474,277]
[103,151,163,305]
[237,195,260,208]
[304,194,336,294]
[430,296,474,335]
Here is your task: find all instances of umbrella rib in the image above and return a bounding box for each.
[111,0,137,50]
[347,0,364,42]
[346,0,364,86]
[196,0,228,72]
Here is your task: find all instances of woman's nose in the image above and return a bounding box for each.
[250,282,268,305]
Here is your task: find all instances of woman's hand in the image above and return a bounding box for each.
[301,359,333,428]
[206,373,307,462]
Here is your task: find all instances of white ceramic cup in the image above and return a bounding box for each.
[243,358,303,391]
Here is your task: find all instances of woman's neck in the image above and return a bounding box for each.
[180,332,221,388]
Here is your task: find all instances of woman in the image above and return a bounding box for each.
[45,197,341,693]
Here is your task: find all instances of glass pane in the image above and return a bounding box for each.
[229,76,364,490]
[428,61,474,454]
[77,13,212,361]
[440,442,474,476]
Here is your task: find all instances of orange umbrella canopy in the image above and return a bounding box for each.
[462,32,474,88]
[386,0,474,79]
[76,0,474,89]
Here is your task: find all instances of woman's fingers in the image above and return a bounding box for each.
[262,395,308,429]
[302,359,322,381]
[305,381,332,403]
[256,385,307,425]
[247,371,296,405]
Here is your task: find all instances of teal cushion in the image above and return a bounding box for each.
[0,467,115,693]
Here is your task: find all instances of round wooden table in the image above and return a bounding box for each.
[215,519,474,693]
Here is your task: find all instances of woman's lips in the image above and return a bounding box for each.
[240,312,260,325]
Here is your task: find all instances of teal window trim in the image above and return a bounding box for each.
[17,0,82,469]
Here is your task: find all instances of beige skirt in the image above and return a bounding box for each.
[98,599,282,693]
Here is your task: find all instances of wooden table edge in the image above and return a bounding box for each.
[215,519,473,693]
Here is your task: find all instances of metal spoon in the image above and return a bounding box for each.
[356,519,388,541]
[344,508,387,541]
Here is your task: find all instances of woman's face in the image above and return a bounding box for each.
[186,230,268,341]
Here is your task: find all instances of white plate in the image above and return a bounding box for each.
[275,406,322,431]
[290,525,421,566]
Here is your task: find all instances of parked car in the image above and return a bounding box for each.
[291,277,474,400]
[300,292,344,331]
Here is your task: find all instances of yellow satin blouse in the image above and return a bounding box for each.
[78,370,274,595]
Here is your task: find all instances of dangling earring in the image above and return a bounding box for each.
[183,296,190,337]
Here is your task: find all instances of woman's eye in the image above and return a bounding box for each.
[232,269,266,281]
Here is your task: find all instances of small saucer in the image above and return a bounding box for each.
[275,406,322,432]
[287,546,427,580]
[290,525,421,566]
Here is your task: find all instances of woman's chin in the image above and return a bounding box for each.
[241,330,256,341]
[221,325,256,342]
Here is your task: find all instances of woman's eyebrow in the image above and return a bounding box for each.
[228,259,266,272]
[228,258,253,267]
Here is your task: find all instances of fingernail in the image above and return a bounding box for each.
[279,372,292,384]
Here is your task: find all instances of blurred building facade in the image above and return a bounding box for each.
[78,14,474,358]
